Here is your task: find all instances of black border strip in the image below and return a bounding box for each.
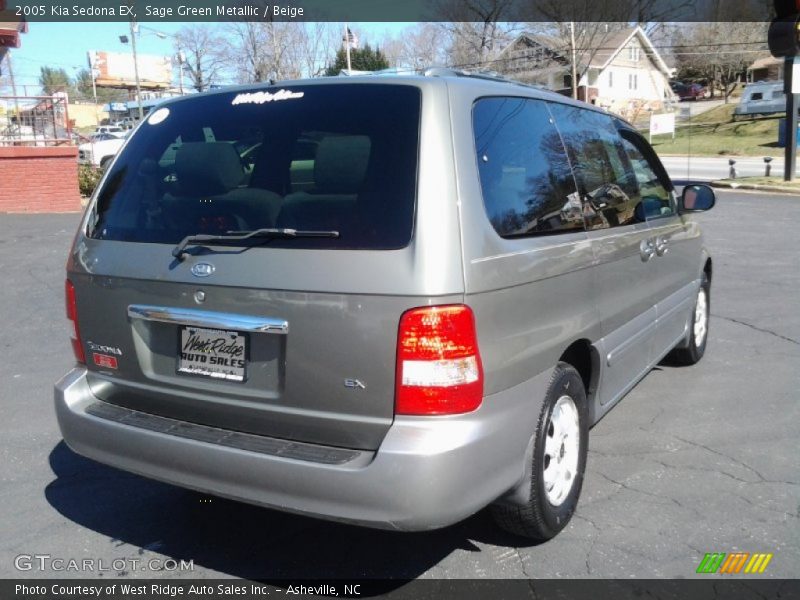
[3,579,799,599]
[2,0,776,23]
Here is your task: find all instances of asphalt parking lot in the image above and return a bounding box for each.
[0,189,798,580]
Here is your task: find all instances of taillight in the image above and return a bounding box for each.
[65,279,85,364]
[396,305,484,415]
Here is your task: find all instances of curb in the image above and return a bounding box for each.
[710,180,800,194]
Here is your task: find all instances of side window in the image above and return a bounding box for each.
[619,132,675,219]
[549,104,640,230]
[472,97,582,238]
[751,92,763,101]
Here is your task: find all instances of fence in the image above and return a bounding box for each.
[0,94,73,146]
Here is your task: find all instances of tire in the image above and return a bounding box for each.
[668,271,710,365]
[100,156,112,169]
[491,362,589,540]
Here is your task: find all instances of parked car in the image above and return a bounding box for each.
[670,81,709,101]
[93,125,126,137]
[111,117,136,130]
[77,133,126,167]
[56,71,715,541]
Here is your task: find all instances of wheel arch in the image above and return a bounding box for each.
[558,339,600,410]
[704,256,712,283]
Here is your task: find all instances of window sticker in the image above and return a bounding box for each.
[231,89,305,106]
[148,108,170,125]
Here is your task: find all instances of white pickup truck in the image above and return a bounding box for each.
[78,133,126,168]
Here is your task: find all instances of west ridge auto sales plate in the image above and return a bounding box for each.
[178,326,247,382]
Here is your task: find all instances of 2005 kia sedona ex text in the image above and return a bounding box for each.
[55,70,715,540]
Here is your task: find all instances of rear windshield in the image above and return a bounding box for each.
[88,84,421,249]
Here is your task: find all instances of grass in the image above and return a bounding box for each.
[647,104,788,157]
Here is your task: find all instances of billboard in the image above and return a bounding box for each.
[88,50,172,89]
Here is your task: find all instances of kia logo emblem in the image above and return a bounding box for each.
[191,263,215,278]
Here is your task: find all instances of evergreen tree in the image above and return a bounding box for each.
[38,66,75,96]
[324,43,389,76]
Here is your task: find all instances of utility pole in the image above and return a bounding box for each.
[344,23,352,72]
[768,1,800,181]
[784,56,798,181]
[129,20,143,120]
[176,51,185,94]
[569,22,578,100]
[88,51,99,125]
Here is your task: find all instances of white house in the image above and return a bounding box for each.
[497,26,676,115]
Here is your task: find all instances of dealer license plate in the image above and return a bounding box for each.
[178,326,247,382]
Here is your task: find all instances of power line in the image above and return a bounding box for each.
[445,47,769,71]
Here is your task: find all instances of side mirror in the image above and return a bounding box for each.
[680,184,715,213]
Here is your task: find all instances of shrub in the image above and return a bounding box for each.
[78,164,103,197]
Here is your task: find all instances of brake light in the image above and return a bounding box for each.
[65,279,85,364]
[396,305,483,415]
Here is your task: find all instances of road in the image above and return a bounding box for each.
[661,155,794,182]
[1,192,798,580]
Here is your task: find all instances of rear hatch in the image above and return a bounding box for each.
[69,82,454,451]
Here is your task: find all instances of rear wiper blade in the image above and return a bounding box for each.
[172,228,339,261]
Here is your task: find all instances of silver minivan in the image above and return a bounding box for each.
[55,71,715,541]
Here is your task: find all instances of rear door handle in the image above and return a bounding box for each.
[640,239,655,262]
[655,236,669,256]
[128,305,289,334]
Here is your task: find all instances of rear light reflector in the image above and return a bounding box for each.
[65,279,85,364]
[396,305,483,415]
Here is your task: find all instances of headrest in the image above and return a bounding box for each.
[313,135,371,194]
[175,142,244,196]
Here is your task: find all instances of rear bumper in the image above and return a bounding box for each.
[55,368,543,531]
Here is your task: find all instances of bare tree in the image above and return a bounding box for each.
[380,24,450,70]
[173,25,224,92]
[221,22,290,83]
[433,0,521,68]
[295,23,339,78]
[673,22,769,102]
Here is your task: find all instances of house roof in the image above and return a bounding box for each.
[0,20,27,49]
[581,28,638,68]
[748,55,782,71]
[500,26,672,78]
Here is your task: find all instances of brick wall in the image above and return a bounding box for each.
[0,146,82,213]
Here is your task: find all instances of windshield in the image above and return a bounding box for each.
[88,83,421,250]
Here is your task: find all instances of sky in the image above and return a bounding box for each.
[6,21,415,95]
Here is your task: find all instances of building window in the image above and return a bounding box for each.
[628,74,638,90]
[629,46,640,61]
[608,71,613,87]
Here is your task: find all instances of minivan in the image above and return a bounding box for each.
[55,70,715,541]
